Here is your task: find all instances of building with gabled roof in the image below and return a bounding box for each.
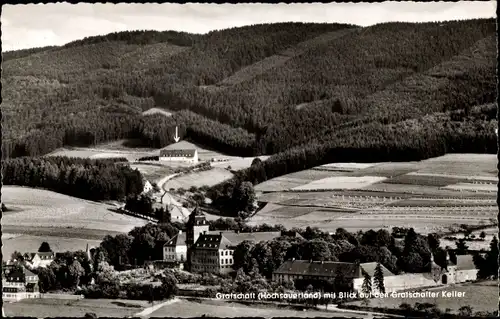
[162,206,291,274]
[160,149,198,163]
[272,260,361,283]
[2,265,40,300]
[430,251,478,285]
[163,230,188,269]
[23,252,55,268]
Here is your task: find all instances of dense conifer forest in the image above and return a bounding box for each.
[2,157,143,201]
[3,19,497,188]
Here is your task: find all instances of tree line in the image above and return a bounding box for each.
[2,156,144,201]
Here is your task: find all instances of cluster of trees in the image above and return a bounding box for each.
[124,194,172,223]
[230,226,432,281]
[2,156,143,201]
[98,223,181,269]
[472,236,498,279]
[10,243,93,292]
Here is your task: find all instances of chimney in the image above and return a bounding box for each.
[219,231,223,235]
[203,231,207,234]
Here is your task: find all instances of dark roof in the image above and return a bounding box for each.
[160,149,197,157]
[187,206,209,226]
[4,268,26,282]
[455,255,476,271]
[274,260,360,278]
[165,231,187,247]
[193,234,226,250]
[359,262,394,278]
[207,231,282,247]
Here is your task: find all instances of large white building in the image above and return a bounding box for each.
[159,149,198,163]
[23,252,55,268]
[162,207,301,273]
[2,266,40,301]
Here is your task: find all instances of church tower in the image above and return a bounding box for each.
[185,205,210,249]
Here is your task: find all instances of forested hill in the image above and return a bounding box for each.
[3,20,497,165]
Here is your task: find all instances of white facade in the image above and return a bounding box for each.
[25,254,54,268]
[218,249,235,274]
[160,150,199,163]
[143,180,153,193]
[163,244,188,263]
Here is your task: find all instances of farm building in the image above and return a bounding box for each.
[160,149,199,163]
[273,260,394,291]
[2,266,40,301]
[273,252,479,294]
[168,204,189,222]
[23,252,55,268]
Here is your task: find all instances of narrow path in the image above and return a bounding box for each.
[133,297,180,317]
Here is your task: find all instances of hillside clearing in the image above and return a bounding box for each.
[1,186,147,258]
[2,186,146,233]
[142,107,173,117]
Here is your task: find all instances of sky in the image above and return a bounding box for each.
[2,1,497,51]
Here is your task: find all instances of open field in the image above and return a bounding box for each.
[442,182,497,193]
[47,146,158,162]
[1,186,147,259]
[2,234,102,261]
[252,154,497,234]
[130,162,175,183]
[2,186,147,232]
[148,298,363,318]
[346,281,497,314]
[414,154,498,177]
[292,176,387,191]
[164,168,234,189]
[255,170,346,192]
[3,298,149,317]
[210,155,271,170]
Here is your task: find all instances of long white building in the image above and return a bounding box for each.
[159,149,198,163]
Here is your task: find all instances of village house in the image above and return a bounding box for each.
[2,266,40,301]
[142,179,153,194]
[159,149,199,163]
[163,230,188,269]
[23,252,55,268]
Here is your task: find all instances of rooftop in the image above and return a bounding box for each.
[274,260,360,278]
[160,149,197,157]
